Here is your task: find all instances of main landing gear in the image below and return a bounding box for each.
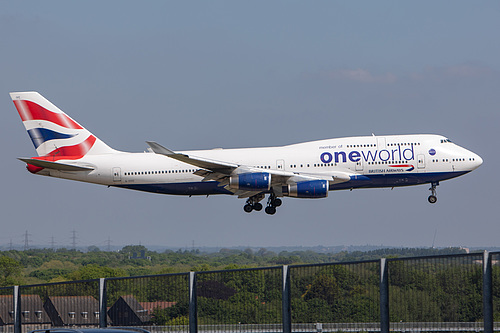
[428,182,439,204]
[243,193,264,213]
[244,193,282,215]
[264,192,282,215]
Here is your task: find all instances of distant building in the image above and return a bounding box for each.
[44,296,99,326]
[108,295,176,326]
[0,295,51,326]
[128,251,151,261]
[139,301,176,313]
[108,295,150,326]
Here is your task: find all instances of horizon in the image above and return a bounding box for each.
[0,242,492,254]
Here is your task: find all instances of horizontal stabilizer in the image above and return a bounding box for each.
[18,158,94,171]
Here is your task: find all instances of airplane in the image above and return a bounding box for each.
[11,91,483,215]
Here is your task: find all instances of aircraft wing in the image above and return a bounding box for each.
[146,141,237,173]
[147,141,293,183]
[146,141,353,189]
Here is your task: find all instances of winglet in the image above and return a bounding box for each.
[146,141,178,156]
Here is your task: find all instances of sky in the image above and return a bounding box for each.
[1,1,499,250]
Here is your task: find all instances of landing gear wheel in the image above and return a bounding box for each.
[264,192,282,215]
[265,206,276,215]
[243,193,265,213]
[428,182,439,204]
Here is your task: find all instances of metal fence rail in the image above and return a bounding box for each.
[0,251,498,333]
[492,252,500,331]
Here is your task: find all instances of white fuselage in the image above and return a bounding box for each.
[35,134,482,196]
[11,91,483,213]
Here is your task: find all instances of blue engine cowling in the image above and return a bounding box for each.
[288,180,328,198]
[229,172,271,191]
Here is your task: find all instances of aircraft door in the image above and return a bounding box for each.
[113,167,121,182]
[417,154,425,169]
[276,159,285,171]
[377,137,386,149]
[355,159,363,171]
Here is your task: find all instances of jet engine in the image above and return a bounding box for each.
[229,172,271,191]
[287,180,328,198]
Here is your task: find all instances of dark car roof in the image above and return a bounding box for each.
[30,328,150,333]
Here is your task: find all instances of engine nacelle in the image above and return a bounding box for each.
[229,172,271,191]
[288,180,328,198]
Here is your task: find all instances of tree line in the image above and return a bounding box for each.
[1,246,497,325]
[0,245,467,287]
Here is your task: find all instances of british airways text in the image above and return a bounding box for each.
[320,145,415,164]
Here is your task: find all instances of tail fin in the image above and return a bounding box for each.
[10,91,116,159]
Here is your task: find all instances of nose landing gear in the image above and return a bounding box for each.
[428,182,439,204]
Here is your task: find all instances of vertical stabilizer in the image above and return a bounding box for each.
[10,91,116,158]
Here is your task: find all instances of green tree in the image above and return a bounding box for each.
[120,245,149,255]
[0,256,23,286]
[67,264,127,280]
[87,245,101,252]
[151,300,189,325]
[303,274,340,304]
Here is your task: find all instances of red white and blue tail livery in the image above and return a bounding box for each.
[11,91,483,214]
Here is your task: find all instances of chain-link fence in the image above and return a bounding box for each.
[106,273,189,332]
[20,280,100,331]
[1,252,498,333]
[0,287,14,333]
[388,253,484,332]
[492,252,500,331]
[290,260,380,332]
[196,267,282,332]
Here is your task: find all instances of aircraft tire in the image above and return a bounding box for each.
[273,198,282,207]
[265,206,276,215]
[244,204,253,213]
[428,195,437,204]
[253,203,263,211]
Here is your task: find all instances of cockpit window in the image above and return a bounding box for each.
[440,139,452,143]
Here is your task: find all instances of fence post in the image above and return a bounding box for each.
[13,286,21,333]
[380,258,389,333]
[282,265,291,333]
[189,272,197,333]
[483,251,493,333]
[99,278,107,328]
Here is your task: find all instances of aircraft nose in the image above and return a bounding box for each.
[471,153,483,170]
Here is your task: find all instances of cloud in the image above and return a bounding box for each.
[410,64,497,81]
[322,68,398,83]
[307,64,498,85]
